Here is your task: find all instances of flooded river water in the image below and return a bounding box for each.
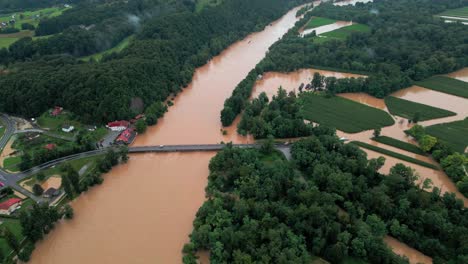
[446,67,468,82]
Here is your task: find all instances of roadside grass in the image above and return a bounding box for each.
[196,0,223,12]
[425,118,468,153]
[351,141,439,170]
[300,93,394,133]
[81,35,134,62]
[2,156,21,172]
[372,136,425,155]
[438,6,468,18]
[305,17,337,29]
[384,96,456,121]
[416,76,468,98]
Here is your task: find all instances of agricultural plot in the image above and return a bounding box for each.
[312,23,370,43]
[305,17,337,29]
[438,7,468,19]
[372,136,425,155]
[0,7,66,29]
[300,93,394,133]
[385,96,456,121]
[426,118,468,153]
[416,76,468,98]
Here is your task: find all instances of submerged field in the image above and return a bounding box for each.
[300,93,394,133]
[426,118,468,153]
[416,76,468,98]
[385,96,456,121]
[305,17,336,29]
[312,23,370,43]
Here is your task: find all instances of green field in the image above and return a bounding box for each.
[82,35,133,61]
[305,17,337,29]
[372,136,425,155]
[0,7,67,29]
[426,118,468,153]
[351,141,439,170]
[416,76,468,98]
[300,93,395,133]
[438,7,468,18]
[385,96,456,121]
[2,156,22,172]
[312,23,370,43]
[0,218,24,257]
[0,37,18,48]
[37,110,84,137]
[196,0,223,12]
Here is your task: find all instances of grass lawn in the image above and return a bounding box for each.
[305,17,337,29]
[37,111,83,137]
[196,0,223,12]
[372,136,425,155]
[2,156,21,172]
[0,218,24,256]
[313,23,370,43]
[384,96,456,121]
[300,93,394,133]
[351,141,439,170]
[425,118,468,153]
[438,6,468,18]
[416,76,468,98]
[82,35,134,62]
[0,37,18,48]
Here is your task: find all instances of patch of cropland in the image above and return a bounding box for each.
[384,96,456,121]
[372,136,425,155]
[426,118,468,153]
[350,141,438,170]
[304,16,336,29]
[438,6,468,18]
[313,23,370,43]
[300,93,394,133]
[416,76,468,98]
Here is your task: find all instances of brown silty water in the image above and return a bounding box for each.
[300,20,353,37]
[384,236,432,264]
[30,5,309,264]
[446,67,468,82]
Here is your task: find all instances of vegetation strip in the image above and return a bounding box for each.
[300,93,394,133]
[384,96,456,121]
[416,76,468,98]
[372,136,425,155]
[350,141,439,170]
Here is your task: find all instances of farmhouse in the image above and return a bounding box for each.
[115,128,137,145]
[0,198,22,215]
[44,143,56,150]
[51,106,63,116]
[62,125,75,133]
[107,120,130,131]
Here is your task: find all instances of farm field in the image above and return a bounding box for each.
[385,96,456,121]
[416,76,468,98]
[0,7,67,29]
[0,37,17,48]
[372,136,425,155]
[300,93,394,133]
[425,118,468,153]
[305,17,336,29]
[438,6,468,18]
[313,23,370,43]
[82,35,134,61]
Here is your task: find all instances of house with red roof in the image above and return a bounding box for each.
[51,106,63,117]
[115,128,137,145]
[44,143,56,150]
[107,120,130,131]
[0,198,22,215]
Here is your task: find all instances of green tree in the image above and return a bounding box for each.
[221,106,235,126]
[18,242,35,262]
[4,227,19,253]
[373,128,381,138]
[412,112,421,123]
[419,134,437,152]
[260,135,275,154]
[312,72,324,90]
[63,204,74,219]
[36,172,46,181]
[32,183,44,196]
[61,174,74,197]
[135,119,147,134]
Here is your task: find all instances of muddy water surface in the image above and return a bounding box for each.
[446,67,468,82]
[251,69,363,98]
[334,0,373,6]
[384,236,432,264]
[30,6,307,264]
[301,21,353,37]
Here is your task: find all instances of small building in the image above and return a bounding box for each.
[0,198,22,215]
[107,120,130,131]
[115,128,137,145]
[51,106,63,116]
[43,188,60,198]
[44,143,56,150]
[62,125,75,133]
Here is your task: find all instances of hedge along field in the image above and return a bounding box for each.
[416,76,468,98]
[372,136,426,155]
[299,93,394,133]
[426,118,468,153]
[385,96,456,121]
[304,16,336,29]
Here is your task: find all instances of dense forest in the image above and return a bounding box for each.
[184,132,468,263]
[221,0,468,126]
[0,0,308,123]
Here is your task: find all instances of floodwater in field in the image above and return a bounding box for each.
[301,20,353,37]
[446,67,468,82]
[31,152,215,264]
[334,0,373,6]
[339,93,387,111]
[30,5,307,264]
[384,236,432,264]
[251,69,363,99]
